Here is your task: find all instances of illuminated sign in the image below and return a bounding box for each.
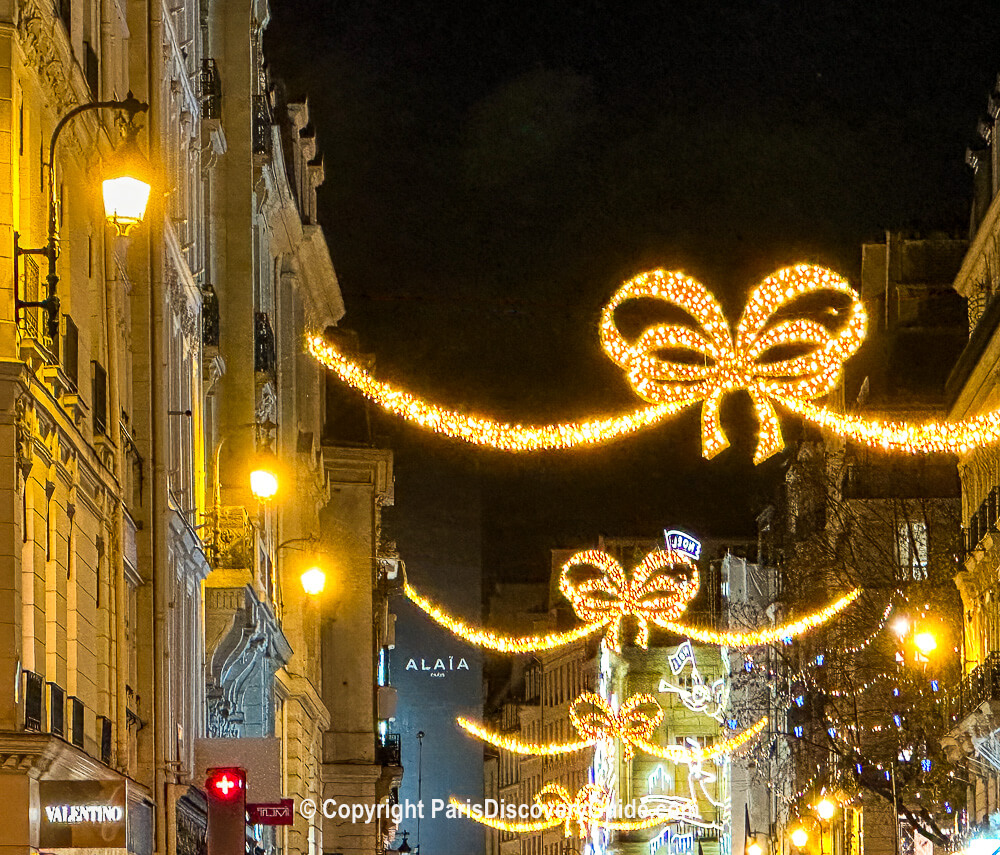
[207,767,246,801]
[39,781,127,848]
[665,530,702,561]
[248,800,294,826]
[405,656,470,677]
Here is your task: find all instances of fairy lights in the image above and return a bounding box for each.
[309,264,1000,461]
[306,334,684,451]
[558,548,699,652]
[407,549,858,653]
[404,580,600,652]
[457,691,769,763]
[600,265,867,463]
[661,588,862,646]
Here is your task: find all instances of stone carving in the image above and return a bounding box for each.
[15,396,35,476]
[211,506,253,569]
[205,586,290,739]
[256,380,277,424]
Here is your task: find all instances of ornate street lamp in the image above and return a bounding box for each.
[250,448,280,500]
[15,92,150,353]
[300,565,326,596]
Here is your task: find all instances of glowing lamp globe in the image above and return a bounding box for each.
[748,841,764,855]
[250,465,279,500]
[102,136,152,235]
[301,566,326,596]
[791,828,809,848]
[914,631,937,656]
[816,798,835,821]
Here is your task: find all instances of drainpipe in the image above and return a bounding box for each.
[148,2,171,855]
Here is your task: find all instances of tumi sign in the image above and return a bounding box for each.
[39,780,127,848]
[248,799,294,825]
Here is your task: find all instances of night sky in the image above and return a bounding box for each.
[266,1,1000,582]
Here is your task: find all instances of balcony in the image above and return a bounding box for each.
[377,732,402,767]
[964,487,1000,556]
[945,653,1000,724]
[254,312,276,375]
[943,653,1000,771]
[201,59,221,120]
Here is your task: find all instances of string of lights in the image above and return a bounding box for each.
[407,549,860,653]
[457,692,769,762]
[632,715,770,761]
[404,580,601,652]
[309,265,1000,461]
[306,333,686,450]
[660,589,861,646]
[779,395,1000,456]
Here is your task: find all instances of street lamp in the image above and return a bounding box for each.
[300,565,326,596]
[815,797,836,822]
[913,630,937,657]
[249,448,280,500]
[102,131,152,235]
[15,92,150,351]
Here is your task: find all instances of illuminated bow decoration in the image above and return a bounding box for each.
[600,264,867,463]
[559,548,699,652]
[569,692,662,761]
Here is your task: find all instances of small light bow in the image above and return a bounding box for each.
[599,264,867,463]
[559,547,699,652]
[569,692,662,761]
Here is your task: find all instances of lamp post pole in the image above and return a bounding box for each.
[416,730,424,855]
[15,92,148,347]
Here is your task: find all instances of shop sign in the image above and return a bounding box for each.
[39,781,127,848]
[248,800,294,825]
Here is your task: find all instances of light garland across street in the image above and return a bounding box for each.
[307,263,1000,461]
[406,563,861,653]
[457,692,769,763]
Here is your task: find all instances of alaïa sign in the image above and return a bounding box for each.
[39,780,128,848]
[405,655,470,678]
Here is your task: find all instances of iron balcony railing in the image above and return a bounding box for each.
[964,486,1000,555]
[377,732,402,767]
[944,651,1000,725]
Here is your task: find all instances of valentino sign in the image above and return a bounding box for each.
[405,656,470,677]
[39,780,128,848]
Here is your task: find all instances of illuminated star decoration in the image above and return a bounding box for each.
[457,691,769,763]
[405,547,861,652]
[308,263,1000,460]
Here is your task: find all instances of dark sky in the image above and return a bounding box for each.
[266,1,1000,580]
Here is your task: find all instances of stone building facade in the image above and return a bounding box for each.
[943,72,1000,835]
[0,1,398,854]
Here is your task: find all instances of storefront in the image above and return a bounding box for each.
[0,735,153,855]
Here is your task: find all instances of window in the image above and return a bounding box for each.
[897,519,928,580]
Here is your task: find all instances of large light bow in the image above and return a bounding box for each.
[599,264,867,463]
[569,692,662,761]
[559,548,699,652]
